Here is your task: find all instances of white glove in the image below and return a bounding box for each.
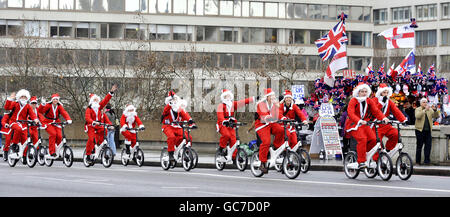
[67,120,72,124]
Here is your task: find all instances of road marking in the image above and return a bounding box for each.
[161,186,199,189]
[184,172,450,194]
[195,191,249,197]
[26,176,114,186]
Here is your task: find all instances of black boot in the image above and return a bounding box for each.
[169,151,175,163]
[260,162,268,174]
[126,145,131,155]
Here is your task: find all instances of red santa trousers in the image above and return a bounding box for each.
[122,131,137,148]
[46,125,63,155]
[350,125,378,164]
[257,123,287,163]
[218,126,238,159]
[163,126,191,152]
[85,126,105,156]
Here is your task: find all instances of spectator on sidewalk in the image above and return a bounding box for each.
[442,96,450,125]
[415,98,440,165]
[404,101,416,125]
[105,104,118,156]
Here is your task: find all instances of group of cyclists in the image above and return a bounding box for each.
[0,82,409,180]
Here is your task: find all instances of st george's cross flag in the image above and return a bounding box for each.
[378,24,415,49]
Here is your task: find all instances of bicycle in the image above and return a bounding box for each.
[215,121,248,172]
[160,121,198,171]
[250,119,302,179]
[121,127,145,167]
[343,120,394,181]
[40,122,74,167]
[82,122,114,168]
[7,120,38,168]
[274,121,311,174]
[388,120,414,180]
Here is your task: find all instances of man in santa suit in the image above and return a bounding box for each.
[1,110,13,156]
[84,85,117,163]
[216,89,254,159]
[4,89,39,154]
[38,94,72,157]
[373,83,407,151]
[161,91,195,164]
[345,83,389,168]
[255,88,289,174]
[28,96,46,149]
[279,90,309,148]
[120,104,145,154]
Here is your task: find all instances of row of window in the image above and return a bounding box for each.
[0,0,371,21]
[375,3,450,25]
[0,48,373,72]
[0,20,373,46]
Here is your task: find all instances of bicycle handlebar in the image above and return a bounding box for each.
[125,127,145,131]
[50,122,68,126]
[17,120,41,126]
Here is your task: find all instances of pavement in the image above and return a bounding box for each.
[61,147,450,176]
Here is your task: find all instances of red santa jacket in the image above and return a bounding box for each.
[279,103,307,122]
[1,113,12,135]
[120,114,143,130]
[161,105,192,129]
[85,92,112,128]
[4,99,38,130]
[216,97,254,130]
[29,106,46,130]
[373,97,407,125]
[38,103,71,125]
[255,100,283,132]
[345,97,386,132]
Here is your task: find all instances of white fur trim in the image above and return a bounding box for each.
[375,86,393,98]
[352,84,371,99]
[89,94,100,105]
[220,90,233,102]
[16,89,30,100]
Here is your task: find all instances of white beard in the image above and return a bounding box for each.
[91,102,100,112]
[223,99,233,108]
[19,99,27,106]
[355,96,367,103]
[125,111,137,124]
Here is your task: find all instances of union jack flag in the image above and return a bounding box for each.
[427,64,436,80]
[315,18,348,61]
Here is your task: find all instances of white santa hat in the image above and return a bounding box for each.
[375,83,393,98]
[220,89,233,102]
[165,90,179,105]
[89,93,101,105]
[352,83,372,100]
[123,104,136,114]
[16,89,31,101]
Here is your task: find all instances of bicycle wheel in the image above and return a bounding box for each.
[250,152,264,177]
[2,149,8,162]
[134,148,145,167]
[235,148,248,172]
[37,145,46,166]
[44,147,54,167]
[26,145,37,168]
[343,151,360,179]
[121,148,130,166]
[191,148,198,169]
[181,147,194,171]
[215,148,226,171]
[102,147,114,168]
[274,153,283,172]
[160,147,170,170]
[282,151,301,179]
[7,147,18,167]
[298,148,311,173]
[63,146,74,167]
[363,160,378,178]
[82,150,91,167]
[396,152,413,181]
[377,152,393,181]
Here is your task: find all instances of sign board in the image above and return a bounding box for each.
[291,85,305,101]
[320,116,342,158]
[343,69,355,79]
[310,116,343,160]
[319,103,335,117]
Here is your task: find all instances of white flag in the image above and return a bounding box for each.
[378,24,415,49]
[324,45,348,87]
